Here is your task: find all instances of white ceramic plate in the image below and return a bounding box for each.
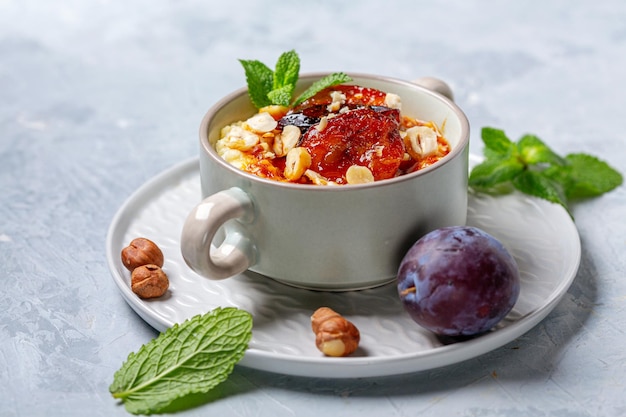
[106,155,581,378]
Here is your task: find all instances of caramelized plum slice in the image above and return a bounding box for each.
[279,105,398,134]
[299,107,404,183]
[293,85,389,117]
[278,113,320,134]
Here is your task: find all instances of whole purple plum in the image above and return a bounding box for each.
[397,226,520,337]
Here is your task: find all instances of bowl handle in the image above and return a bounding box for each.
[181,187,256,279]
[412,77,455,102]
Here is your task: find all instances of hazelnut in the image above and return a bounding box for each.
[121,238,164,271]
[131,264,169,299]
[311,307,360,357]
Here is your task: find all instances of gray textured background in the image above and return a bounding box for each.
[1,1,625,416]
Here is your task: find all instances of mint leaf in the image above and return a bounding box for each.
[481,127,516,159]
[110,307,253,415]
[470,127,623,217]
[239,51,351,108]
[293,72,352,106]
[512,170,568,210]
[267,84,295,107]
[517,134,565,166]
[547,153,623,199]
[469,156,524,190]
[273,50,300,91]
[239,59,274,108]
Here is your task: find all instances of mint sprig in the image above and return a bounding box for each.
[469,127,623,216]
[110,307,253,415]
[292,72,353,106]
[239,50,352,109]
[239,59,274,108]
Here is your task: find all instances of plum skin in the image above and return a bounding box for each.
[397,226,520,337]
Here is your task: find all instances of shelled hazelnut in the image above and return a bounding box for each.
[121,238,164,271]
[131,264,169,299]
[311,307,360,357]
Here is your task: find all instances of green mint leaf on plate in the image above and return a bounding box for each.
[512,170,568,209]
[517,134,565,166]
[293,72,352,106]
[469,156,524,190]
[480,127,517,159]
[545,153,624,199]
[470,127,623,216]
[239,59,274,108]
[110,307,253,415]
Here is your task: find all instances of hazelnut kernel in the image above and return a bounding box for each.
[345,165,375,184]
[121,238,164,271]
[131,264,169,299]
[311,307,360,357]
[318,338,348,358]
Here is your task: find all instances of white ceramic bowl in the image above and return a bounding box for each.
[181,73,470,290]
